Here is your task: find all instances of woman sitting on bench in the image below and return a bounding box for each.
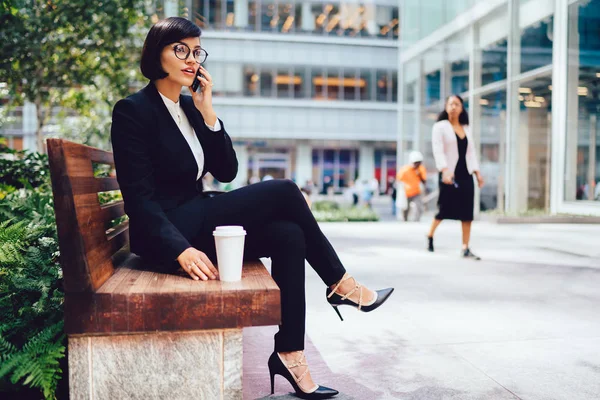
[110,17,394,399]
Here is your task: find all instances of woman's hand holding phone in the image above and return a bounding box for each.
[188,65,216,123]
[191,68,204,92]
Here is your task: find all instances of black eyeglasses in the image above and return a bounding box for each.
[172,42,208,64]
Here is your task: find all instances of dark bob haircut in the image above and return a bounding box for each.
[437,94,469,125]
[140,17,201,81]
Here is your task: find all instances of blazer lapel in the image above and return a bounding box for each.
[142,83,199,177]
[181,96,209,177]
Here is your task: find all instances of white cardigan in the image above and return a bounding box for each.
[431,120,480,175]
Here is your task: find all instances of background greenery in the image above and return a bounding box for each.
[312,200,380,222]
[0,0,150,151]
[0,0,151,397]
[0,142,66,399]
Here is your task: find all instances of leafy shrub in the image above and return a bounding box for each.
[0,146,49,189]
[0,184,65,399]
[0,144,65,399]
[312,201,379,222]
[311,200,340,212]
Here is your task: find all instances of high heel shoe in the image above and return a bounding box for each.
[268,351,339,399]
[326,273,394,321]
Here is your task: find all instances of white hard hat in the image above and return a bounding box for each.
[409,151,423,163]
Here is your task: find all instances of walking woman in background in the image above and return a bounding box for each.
[426,95,484,259]
[110,17,393,399]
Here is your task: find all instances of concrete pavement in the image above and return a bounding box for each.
[243,211,600,399]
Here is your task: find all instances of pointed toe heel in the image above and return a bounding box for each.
[268,352,339,399]
[326,273,394,319]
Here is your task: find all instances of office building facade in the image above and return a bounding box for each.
[182,0,400,192]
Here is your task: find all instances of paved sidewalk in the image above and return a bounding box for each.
[243,219,600,400]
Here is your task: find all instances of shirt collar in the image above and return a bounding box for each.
[157,91,180,111]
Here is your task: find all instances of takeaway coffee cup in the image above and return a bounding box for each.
[213,226,246,282]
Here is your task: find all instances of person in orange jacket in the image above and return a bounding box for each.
[396,151,426,221]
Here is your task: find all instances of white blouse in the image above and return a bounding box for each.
[158,91,221,180]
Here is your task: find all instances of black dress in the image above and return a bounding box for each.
[435,133,474,221]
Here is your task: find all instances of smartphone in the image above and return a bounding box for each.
[191,68,205,92]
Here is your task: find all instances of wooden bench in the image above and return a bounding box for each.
[47,138,280,400]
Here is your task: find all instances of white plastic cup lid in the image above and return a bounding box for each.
[214,225,244,231]
[213,225,246,237]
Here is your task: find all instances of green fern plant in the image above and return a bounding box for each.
[0,185,65,399]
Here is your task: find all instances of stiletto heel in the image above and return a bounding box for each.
[331,305,343,321]
[326,273,394,320]
[267,352,338,399]
[270,370,275,394]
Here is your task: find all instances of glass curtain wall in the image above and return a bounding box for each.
[208,63,398,101]
[566,0,600,202]
[515,0,554,210]
[401,0,600,213]
[194,0,399,39]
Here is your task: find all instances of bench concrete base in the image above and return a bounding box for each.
[69,329,243,400]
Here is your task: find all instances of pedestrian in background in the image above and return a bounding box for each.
[396,151,426,221]
[388,176,397,216]
[426,95,484,259]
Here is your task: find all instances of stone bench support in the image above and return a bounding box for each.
[69,329,242,400]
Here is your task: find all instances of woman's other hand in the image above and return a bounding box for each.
[176,247,219,281]
[188,66,217,123]
[476,172,485,188]
[441,169,454,185]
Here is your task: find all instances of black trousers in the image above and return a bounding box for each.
[166,179,347,352]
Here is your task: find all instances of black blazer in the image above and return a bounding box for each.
[110,82,238,264]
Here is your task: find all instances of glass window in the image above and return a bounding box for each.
[375,6,398,39]
[360,70,372,101]
[260,1,275,32]
[403,59,419,104]
[481,38,508,86]
[518,76,553,209]
[260,68,274,97]
[276,68,293,98]
[520,10,554,73]
[293,68,305,98]
[451,60,469,95]
[224,0,235,29]
[248,0,258,31]
[425,70,441,105]
[342,68,357,100]
[244,65,259,96]
[376,70,390,102]
[312,68,326,100]
[391,71,398,102]
[325,68,341,100]
[565,0,600,202]
[479,90,507,211]
[210,0,224,28]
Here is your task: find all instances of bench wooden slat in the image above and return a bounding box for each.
[59,139,115,166]
[87,146,115,165]
[106,221,129,241]
[100,201,126,224]
[70,177,120,195]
